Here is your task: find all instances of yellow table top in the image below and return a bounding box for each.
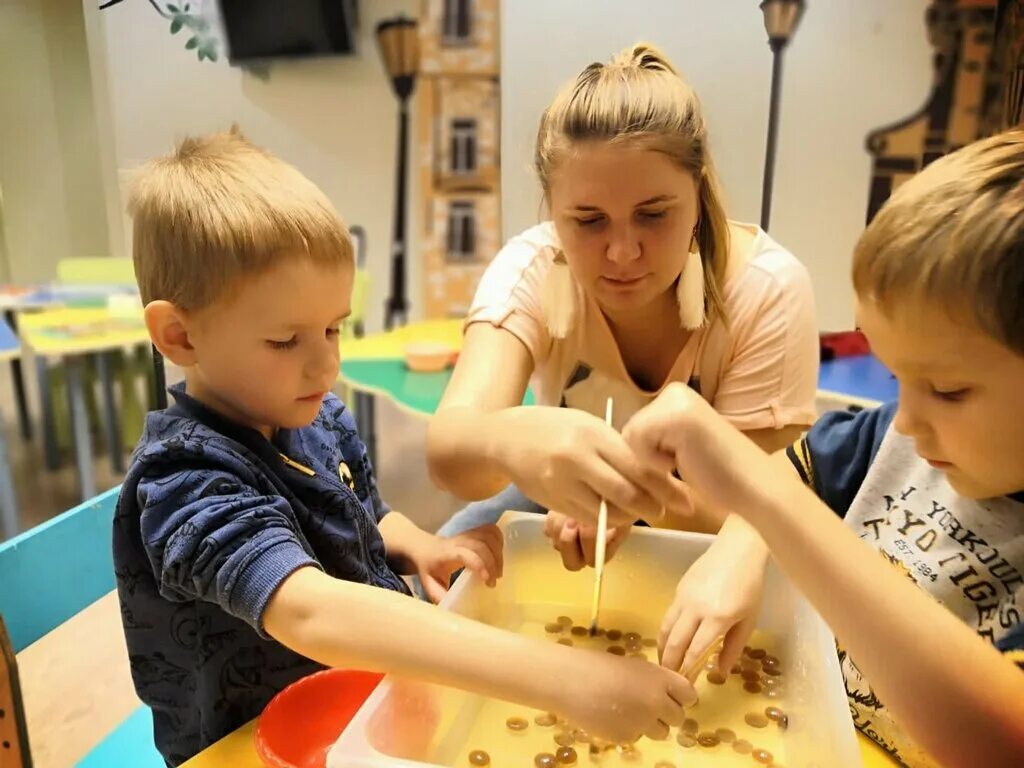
[17,306,149,357]
[181,715,897,767]
[339,319,463,361]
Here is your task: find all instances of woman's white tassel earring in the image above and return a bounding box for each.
[677,229,706,330]
[542,248,576,338]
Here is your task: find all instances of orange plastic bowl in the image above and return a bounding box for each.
[255,669,383,768]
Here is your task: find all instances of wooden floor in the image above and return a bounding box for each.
[2,354,463,766]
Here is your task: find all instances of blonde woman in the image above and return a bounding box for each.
[427,44,819,669]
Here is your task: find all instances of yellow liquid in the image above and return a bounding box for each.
[444,605,790,767]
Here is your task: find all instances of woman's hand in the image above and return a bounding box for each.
[494,406,691,527]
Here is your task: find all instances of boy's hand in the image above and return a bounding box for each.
[417,525,504,603]
[559,650,696,743]
[543,510,632,571]
[658,526,768,676]
[622,383,764,520]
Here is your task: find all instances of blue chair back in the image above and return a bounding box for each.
[0,486,120,652]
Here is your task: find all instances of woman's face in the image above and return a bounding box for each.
[548,141,700,318]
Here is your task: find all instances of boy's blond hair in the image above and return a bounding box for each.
[128,127,353,311]
[854,130,1024,354]
[535,43,730,325]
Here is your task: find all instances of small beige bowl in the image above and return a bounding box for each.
[404,342,457,372]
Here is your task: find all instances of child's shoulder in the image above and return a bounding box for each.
[787,402,898,516]
[131,405,254,476]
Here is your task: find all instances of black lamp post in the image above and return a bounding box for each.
[759,0,805,232]
[376,16,419,330]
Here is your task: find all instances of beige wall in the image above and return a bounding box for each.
[0,0,109,284]
[84,0,419,331]
[500,0,934,332]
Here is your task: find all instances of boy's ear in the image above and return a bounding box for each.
[144,300,198,367]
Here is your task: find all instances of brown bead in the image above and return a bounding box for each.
[570,625,587,636]
[763,654,780,667]
[765,706,785,722]
[555,746,578,765]
[572,729,590,744]
[676,732,697,748]
[642,637,657,647]
[681,717,699,735]
[765,687,783,699]
[762,675,781,689]
[468,750,490,766]
[557,615,573,626]
[744,712,769,728]
[535,753,557,768]
[714,727,736,743]
[623,632,641,644]
[554,731,575,747]
[696,731,720,747]
[506,716,529,732]
[753,748,774,764]
[743,645,752,656]
[607,645,626,655]
[762,666,782,676]
[733,739,753,754]
[778,713,789,729]
[744,681,763,694]
[748,647,767,659]
[557,638,573,646]
[545,622,563,634]
[625,639,642,652]
[535,712,557,727]
[731,663,743,675]
[741,669,761,683]
[706,669,727,685]
[606,629,623,641]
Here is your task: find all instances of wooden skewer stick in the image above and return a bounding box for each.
[588,397,614,637]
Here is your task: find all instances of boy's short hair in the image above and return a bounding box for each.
[853,129,1024,354]
[128,127,353,311]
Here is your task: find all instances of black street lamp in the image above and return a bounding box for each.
[759,0,805,232]
[376,16,420,329]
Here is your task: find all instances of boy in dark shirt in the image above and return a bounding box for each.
[115,129,694,765]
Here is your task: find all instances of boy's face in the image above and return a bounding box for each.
[186,257,352,438]
[857,297,1024,499]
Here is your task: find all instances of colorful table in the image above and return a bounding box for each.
[17,307,150,500]
[817,354,898,410]
[0,284,139,441]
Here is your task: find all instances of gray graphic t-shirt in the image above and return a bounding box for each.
[788,403,1024,767]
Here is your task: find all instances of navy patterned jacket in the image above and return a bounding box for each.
[113,383,408,765]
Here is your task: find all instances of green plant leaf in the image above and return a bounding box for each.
[207,47,218,62]
[170,17,183,34]
[195,18,210,32]
[197,48,206,61]
[185,36,198,50]
[167,3,180,12]
[183,3,190,11]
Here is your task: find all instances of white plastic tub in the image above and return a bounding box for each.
[329,512,861,767]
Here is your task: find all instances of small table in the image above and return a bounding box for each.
[0,316,20,538]
[817,354,898,410]
[17,307,150,500]
[0,284,138,442]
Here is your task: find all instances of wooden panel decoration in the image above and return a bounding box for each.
[865,0,1023,222]
[418,0,502,319]
[0,616,31,768]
